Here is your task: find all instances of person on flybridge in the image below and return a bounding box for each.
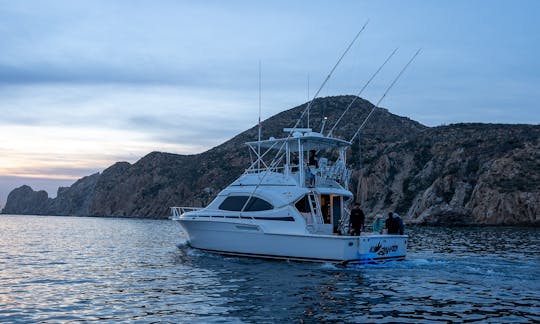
[307,150,319,186]
[291,154,299,172]
[308,150,319,167]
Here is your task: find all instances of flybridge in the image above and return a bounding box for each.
[245,128,352,189]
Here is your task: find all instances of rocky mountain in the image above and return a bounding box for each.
[2,95,539,225]
[3,185,50,215]
[355,123,540,225]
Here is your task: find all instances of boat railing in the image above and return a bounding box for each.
[337,206,351,235]
[171,207,203,218]
[244,160,350,188]
[314,162,351,188]
[170,207,258,221]
[245,166,286,174]
[312,164,344,182]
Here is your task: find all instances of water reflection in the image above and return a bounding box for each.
[0,215,538,322]
[171,226,539,323]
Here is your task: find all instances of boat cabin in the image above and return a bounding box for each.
[244,128,354,234]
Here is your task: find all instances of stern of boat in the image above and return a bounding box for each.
[356,234,407,262]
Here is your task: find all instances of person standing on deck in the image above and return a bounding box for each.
[372,214,385,233]
[349,203,365,235]
[386,212,404,235]
[396,213,405,234]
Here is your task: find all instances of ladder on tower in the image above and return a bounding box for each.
[306,192,324,232]
[338,205,351,235]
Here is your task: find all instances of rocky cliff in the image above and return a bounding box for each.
[3,185,50,215]
[355,123,540,225]
[2,96,539,225]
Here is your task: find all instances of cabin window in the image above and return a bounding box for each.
[294,195,311,213]
[246,197,274,211]
[219,196,273,212]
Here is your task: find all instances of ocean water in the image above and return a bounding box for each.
[0,215,538,323]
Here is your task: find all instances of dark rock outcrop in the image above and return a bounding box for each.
[49,173,100,216]
[2,185,50,215]
[2,96,539,225]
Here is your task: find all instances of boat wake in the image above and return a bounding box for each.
[175,240,189,248]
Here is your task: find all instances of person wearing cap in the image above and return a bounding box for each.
[385,212,404,235]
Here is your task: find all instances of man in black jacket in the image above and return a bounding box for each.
[386,212,404,235]
[350,203,365,236]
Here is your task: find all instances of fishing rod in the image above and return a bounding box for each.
[267,21,369,165]
[293,20,369,132]
[350,48,421,143]
[253,22,369,174]
[239,23,370,214]
[327,47,398,138]
[307,74,310,128]
[258,61,262,171]
[264,22,370,167]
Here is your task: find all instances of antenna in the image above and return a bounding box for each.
[356,135,362,202]
[307,73,310,128]
[327,47,399,137]
[350,48,421,142]
[258,61,262,171]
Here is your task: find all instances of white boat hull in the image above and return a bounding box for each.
[176,219,407,263]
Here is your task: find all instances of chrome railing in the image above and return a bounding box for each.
[244,162,350,188]
[244,166,286,174]
[170,207,257,221]
[170,207,203,218]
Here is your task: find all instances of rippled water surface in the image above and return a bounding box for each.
[0,215,538,323]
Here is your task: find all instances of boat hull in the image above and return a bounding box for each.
[176,219,407,263]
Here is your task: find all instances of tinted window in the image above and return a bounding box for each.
[219,196,273,211]
[295,195,311,213]
[245,197,273,211]
[219,196,248,211]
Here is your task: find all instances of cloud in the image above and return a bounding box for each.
[0,84,266,183]
[0,1,330,89]
[0,62,207,86]
[0,0,539,204]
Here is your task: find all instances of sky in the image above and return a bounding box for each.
[0,0,539,207]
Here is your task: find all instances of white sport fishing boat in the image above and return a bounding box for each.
[171,127,407,264]
[171,25,415,264]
